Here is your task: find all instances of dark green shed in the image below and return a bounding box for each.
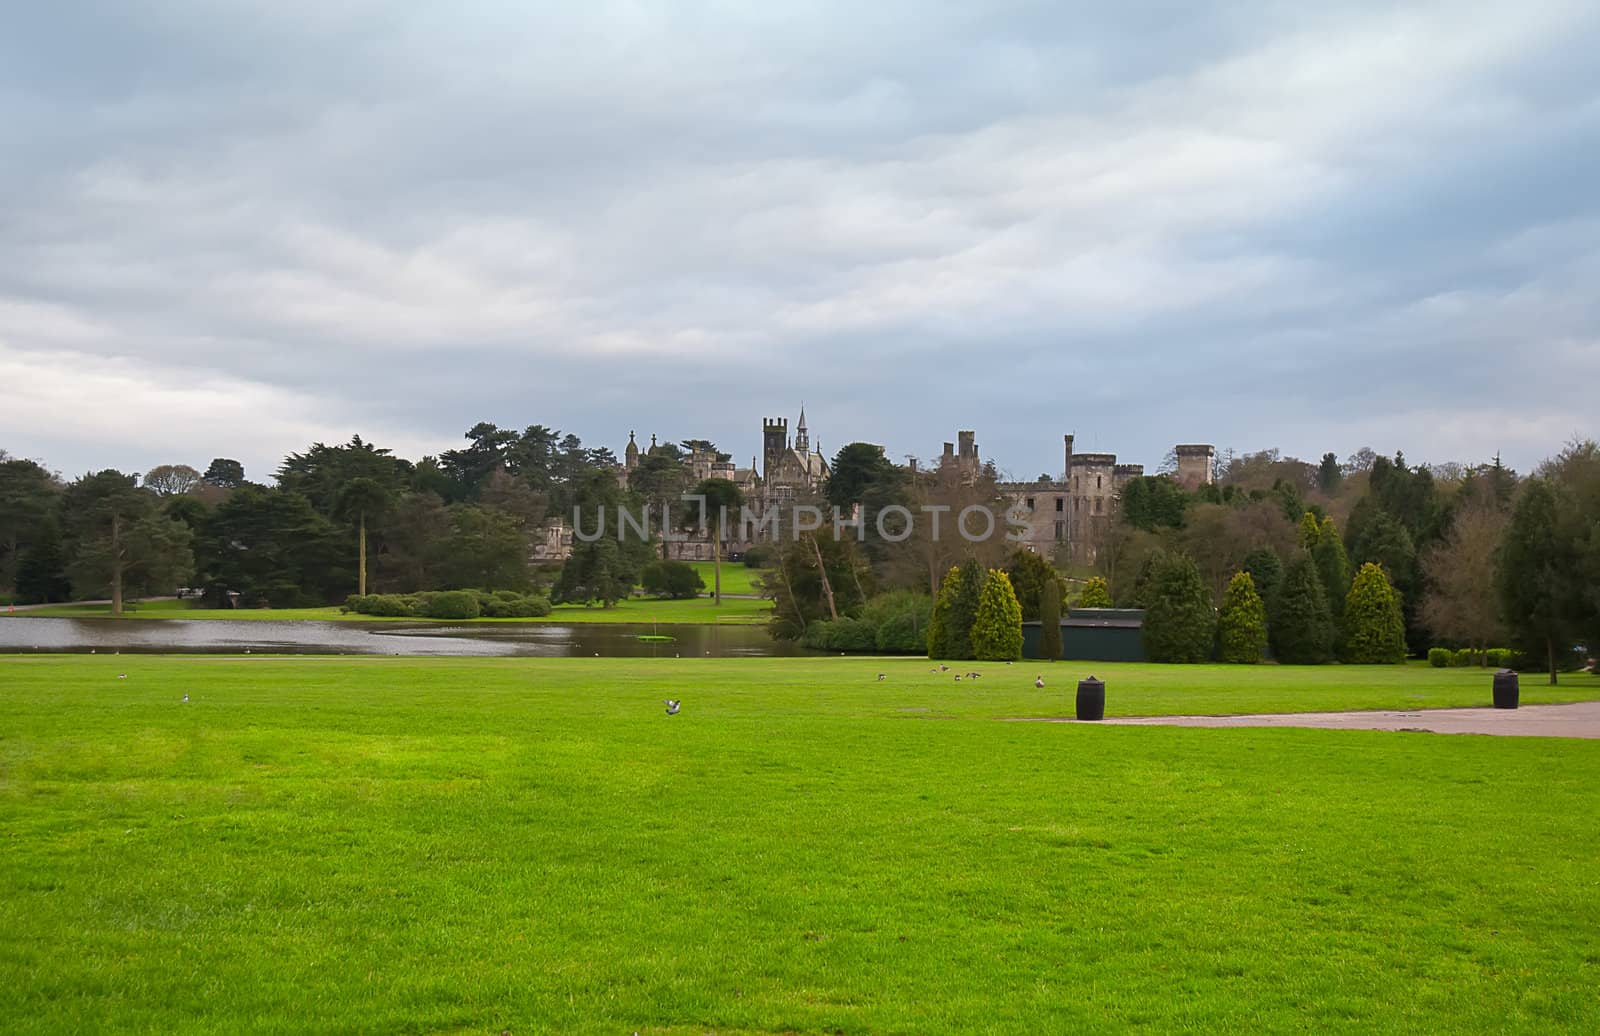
[1022,608,1145,662]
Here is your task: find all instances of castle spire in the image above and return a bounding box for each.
[794,403,810,453]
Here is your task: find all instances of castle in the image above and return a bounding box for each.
[941,431,1214,563]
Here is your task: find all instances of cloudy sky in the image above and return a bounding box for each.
[2,1,1596,483]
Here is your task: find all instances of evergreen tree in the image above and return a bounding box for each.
[928,565,961,659]
[1217,571,1268,663]
[1004,548,1059,622]
[1495,480,1575,684]
[1342,562,1407,663]
[1298,511,1322,550]
[1241,547,1284,616]
[1142,552,1215,663]
[972,569,1024,661]
[1313,517,1352,622]
[1271,555,1335,664]
[946,557,983,660]
[1078,575,1113,608]
[1317,453,1343,492]
[1038,577,1062,661]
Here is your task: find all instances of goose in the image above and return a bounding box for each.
[181,693,189,702]
[664,699,681,715]
[877,674,886,681]
[1035,675,1045,689]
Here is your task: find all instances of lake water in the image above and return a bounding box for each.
[0,617,809,658]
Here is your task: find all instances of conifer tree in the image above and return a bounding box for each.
[1218,571,1268,663]
[1342,562,1407,663]
[1142,552,1215,663]
[1313,516,1352,622]
[1038,577,1062,661]
[1271,554,1335,664]
[947,557,983,660]
[927,564,961,659]
[1298,511,1323,551]
[1078,575,1112,608]
[972,569,1024,661]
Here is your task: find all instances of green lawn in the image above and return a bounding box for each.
[18,594,773,625]
[2,656,1598,1033]
[686,560,766,596]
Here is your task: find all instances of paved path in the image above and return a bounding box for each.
[1025,701,1600,739]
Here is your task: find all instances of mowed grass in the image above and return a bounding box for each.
[685,561,766,596]
[19,594,773,625]
[2,657,1598,1034]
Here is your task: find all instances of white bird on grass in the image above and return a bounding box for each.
[877,673,886,681]
[182,694,189,702]
[1035,675,1045,689]
[664,699,681,715]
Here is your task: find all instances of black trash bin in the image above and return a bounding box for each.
[1076,676,1105,721]
[1493,669,1519,710]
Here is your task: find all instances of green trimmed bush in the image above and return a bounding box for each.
[801,616,876,652]
[362,594,414,618]
[1428,647,1451,668]
[418,590,481,620]
[1452,648,1475,667]
[1217,571,1268,664]
[971,570,1024,662]
[1486,648,1511,668]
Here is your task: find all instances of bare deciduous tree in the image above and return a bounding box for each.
[1420,499,1509,662]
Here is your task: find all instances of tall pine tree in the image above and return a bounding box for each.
[1271,555,1335,664]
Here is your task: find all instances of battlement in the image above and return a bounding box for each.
[1114,464,1145,477]
[763,417,788,431]
[1071,453,1117,467]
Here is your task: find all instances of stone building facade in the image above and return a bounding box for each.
[941,430,1211,565]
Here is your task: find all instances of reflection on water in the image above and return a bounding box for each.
[0,617,808,658]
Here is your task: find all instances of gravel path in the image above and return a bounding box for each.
[1019,701,1600,739]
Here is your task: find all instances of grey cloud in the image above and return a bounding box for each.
[2,1,1597,482]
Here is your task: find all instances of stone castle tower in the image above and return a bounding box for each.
[762,418,788,484]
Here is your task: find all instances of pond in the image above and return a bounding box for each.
[0,618,811,658]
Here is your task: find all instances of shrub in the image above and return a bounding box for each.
[1143,553,1216,664]
[862,591,933,654]
[1077,576,1112,609]
[1341,562,1407,664]
[1452,647,1475,667]
[1486,648,1511,668]
[971,570,1024,661]
[362,594,414,618]
[418,590,481,620]
[742,546,773,568]
[1271,554,1335,664]
[1428,647,1451,668]
[1217,571,1267,664]
[801,616,877,652]
[641,560,705,600]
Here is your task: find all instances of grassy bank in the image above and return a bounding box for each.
[2,655,1598,1033]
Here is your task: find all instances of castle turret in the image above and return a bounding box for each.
[762,418,788,484]
[794,405,810,453]
[624,430,639,471]
[1174,444,1216,490]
